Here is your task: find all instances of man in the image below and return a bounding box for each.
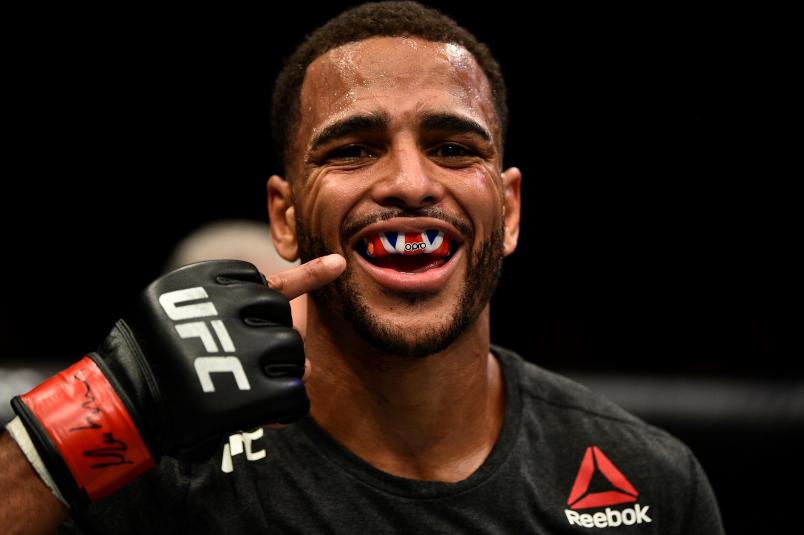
[0,2,724,533]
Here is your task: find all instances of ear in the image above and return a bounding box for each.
[501,167,522,257]
[267,175,299,262]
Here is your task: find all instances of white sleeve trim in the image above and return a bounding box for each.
[6,416,69,508]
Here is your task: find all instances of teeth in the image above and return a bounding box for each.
[363,230,452,258]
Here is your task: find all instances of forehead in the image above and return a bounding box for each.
[297,36,497,146]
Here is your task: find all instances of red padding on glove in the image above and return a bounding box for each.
[21,356,155,501]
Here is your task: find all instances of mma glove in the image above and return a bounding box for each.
[11,260,307,508]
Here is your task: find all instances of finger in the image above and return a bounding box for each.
[266,254,346,300]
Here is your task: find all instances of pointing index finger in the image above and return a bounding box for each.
[265,254,346,300]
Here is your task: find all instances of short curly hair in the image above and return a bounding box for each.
[271,1,508,176]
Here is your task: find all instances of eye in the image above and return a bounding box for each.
[431,143,475,158]
[326,144,376,162]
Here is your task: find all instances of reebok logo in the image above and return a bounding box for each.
[568,445,638,509]
[565,505,652,528]
[564,445,653,528]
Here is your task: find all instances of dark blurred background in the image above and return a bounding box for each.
[1,3,799,533]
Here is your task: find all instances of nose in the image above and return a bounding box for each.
[370,139,445,210]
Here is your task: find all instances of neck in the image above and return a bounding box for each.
[304,302,504,483]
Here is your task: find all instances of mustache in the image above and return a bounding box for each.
[340,207,473,245]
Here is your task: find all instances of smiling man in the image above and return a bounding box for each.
[1,2,723,534]
[266,30,517,486]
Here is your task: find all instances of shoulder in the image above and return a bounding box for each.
[494,344,701,485]
[496,344,673,433]
[493,346,724,532]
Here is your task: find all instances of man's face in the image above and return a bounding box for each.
[279,36,520,357]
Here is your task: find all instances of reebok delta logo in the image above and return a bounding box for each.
[567,446,638,509]
[565,446,653,528]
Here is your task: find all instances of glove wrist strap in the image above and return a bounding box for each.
[17,356,155,502]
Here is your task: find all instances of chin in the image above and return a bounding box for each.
[355,316,468,358]
[334,277,479,358]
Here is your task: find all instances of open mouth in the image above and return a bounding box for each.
[356,230,459,273]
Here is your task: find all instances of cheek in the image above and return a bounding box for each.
[465,168,486,192]
[302,174,367,242]
[462,168,505,227]
[462,165,502,196]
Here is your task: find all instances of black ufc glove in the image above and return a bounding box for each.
[12,260,307,508]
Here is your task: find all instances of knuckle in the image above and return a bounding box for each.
[266,274,286,291]
[304,262,320,280]
[303,259,324,282]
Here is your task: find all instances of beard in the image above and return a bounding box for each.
[296,209,504,358]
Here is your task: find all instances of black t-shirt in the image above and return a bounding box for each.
[60,346,724,534]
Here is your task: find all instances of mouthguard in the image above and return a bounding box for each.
[363,230,452,258]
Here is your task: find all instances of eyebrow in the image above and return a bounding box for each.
[308,110,492,153]
[419,112,491,142]
[309,112,390,152]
